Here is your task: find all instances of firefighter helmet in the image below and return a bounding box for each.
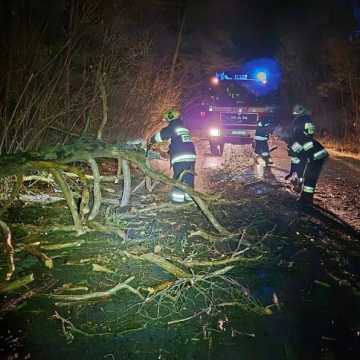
[292,104,309,116]
[164,109,180,122]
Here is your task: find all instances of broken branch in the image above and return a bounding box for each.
[48,168,83,233]
[125,252,191,278]
[120,159,131,206]
[87,157,101,221]
[180,255,262,268]
[0,273,34,293]
[49,276,143,302]
[24,244,54,269]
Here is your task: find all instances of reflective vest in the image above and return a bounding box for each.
[153,118,196,165]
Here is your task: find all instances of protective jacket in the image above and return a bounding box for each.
[152,118,196,165]
[288,116,324,169]
[287,115,328,193]
[289,138,327,172]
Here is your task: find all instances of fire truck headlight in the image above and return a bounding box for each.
[211,76,219,85]
[209,128,221,137]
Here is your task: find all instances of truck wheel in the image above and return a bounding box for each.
[218,143,224,156]
[210,142,220,156]
[210,142,224,156]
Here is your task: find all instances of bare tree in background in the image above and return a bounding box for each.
[318,39,360,140]
[0,0,183,155]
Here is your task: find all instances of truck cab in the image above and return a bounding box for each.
[202,80,276,156]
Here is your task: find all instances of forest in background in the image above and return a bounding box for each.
[277,0,360,151]
[0,0,360,155]
[0,0,184,155]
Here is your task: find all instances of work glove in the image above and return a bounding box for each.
[292,177,303,193]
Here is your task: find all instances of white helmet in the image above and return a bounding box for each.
[292,104,310,116]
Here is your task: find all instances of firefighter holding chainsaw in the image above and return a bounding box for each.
[148,109,196,203]
[286,104,328,204]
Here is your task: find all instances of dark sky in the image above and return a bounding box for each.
[0,0,356,62]
[184,0,356,59]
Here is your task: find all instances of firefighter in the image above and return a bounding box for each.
[149,109,196,203]
[254,113,275,165]
[287,104,329,203]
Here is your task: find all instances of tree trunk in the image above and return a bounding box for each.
[169,1,187,85]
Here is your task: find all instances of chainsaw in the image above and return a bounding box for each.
[284,173,303,193]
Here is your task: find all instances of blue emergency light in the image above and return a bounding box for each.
[213,58,281,96]
[255,71,267,84]
[243,58,281,95]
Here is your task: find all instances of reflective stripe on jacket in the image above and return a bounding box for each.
[154,118,196,164]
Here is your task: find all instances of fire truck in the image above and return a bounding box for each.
[201,67,278,156]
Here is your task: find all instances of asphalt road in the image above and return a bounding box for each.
[186,135,360,231]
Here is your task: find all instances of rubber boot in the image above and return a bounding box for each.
[254,156,266,178]
[170,188,185,203]
[297,192,314,205]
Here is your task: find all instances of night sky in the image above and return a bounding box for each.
[0,0,356,60]
[184,0,356,59]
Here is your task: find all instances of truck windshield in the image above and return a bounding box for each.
[205,81,277,108]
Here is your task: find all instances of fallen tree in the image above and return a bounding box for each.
[0,140,231,281]
[0,140,228,234]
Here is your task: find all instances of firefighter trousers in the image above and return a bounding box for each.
[302,158,326,194]
[171,161,195,202]
[255,139,270,158]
